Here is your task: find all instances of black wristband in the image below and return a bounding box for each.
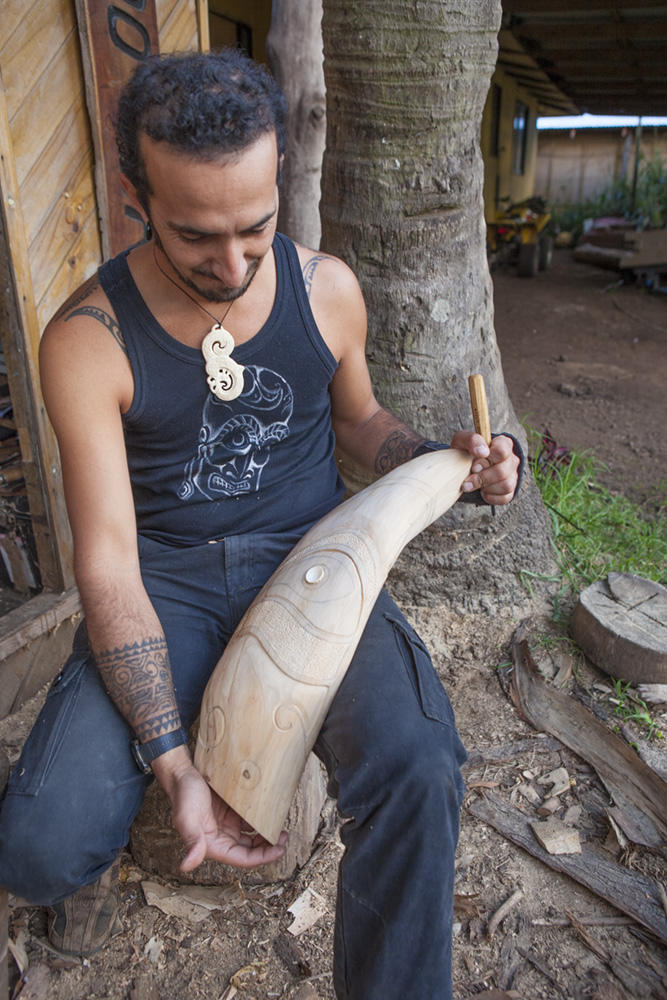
[131,727,188,774]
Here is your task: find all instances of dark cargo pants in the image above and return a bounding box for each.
[0,530,466,999]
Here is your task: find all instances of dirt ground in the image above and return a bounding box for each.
[494,249,667,503]
[4,249,667,1000]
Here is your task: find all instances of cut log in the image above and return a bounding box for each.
[571,573,667,684]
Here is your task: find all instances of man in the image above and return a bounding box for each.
[0,50,521,997]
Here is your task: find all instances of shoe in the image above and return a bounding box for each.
[47,859,122,958]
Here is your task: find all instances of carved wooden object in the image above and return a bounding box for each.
[194,447,472,844]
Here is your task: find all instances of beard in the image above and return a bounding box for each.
[152,227,260,304]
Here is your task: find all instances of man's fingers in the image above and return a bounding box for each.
[180,835,207,872]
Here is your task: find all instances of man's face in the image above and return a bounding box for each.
[140,132,280,303]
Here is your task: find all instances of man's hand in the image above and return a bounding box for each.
[451,431,520,506]
[153,748,287,872]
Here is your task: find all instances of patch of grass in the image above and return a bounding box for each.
[608,678,663,741]
[529,432,667,594]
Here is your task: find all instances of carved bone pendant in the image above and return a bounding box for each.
[194,447,472,844]
[202,324,245,401]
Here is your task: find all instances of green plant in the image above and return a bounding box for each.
[528,431,667,594]
[608,678,663,741]
[550,150,667,240]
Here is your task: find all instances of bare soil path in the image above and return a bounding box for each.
[494,248,667,503]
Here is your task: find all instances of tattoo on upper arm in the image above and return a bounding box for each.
[51,280,100,323]
[375,430,423,475]
[302,254,329,300]
[95,636,180,742]
[65,306,127,355]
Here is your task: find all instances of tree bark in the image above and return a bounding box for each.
[267,0,326,249]
[320,0,555,610]
[321,0,513,440]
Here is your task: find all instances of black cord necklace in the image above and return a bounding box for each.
[152,246,245,402]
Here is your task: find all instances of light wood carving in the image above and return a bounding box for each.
[194,447,472,844]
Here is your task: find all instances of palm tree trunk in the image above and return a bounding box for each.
[320,0,554,609]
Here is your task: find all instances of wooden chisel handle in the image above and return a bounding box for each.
[468,373,492,446]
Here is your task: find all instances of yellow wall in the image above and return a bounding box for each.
[536,127,667,206]
[481,67,541,222]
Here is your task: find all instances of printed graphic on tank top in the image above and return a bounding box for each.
[179,364,294,500]
[98,233,345,545]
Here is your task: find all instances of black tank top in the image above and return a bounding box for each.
[98,233,345,545]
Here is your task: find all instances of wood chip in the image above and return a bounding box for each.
[537,796,561,816]
[537,766,571,797]
[273,931,312,977]
[638,683,667,705]
[454,893,481,918]
[516,782,542,806]
[530,817,581,855]
[287,888,327,936]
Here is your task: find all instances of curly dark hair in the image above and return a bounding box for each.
[116,49,288,210]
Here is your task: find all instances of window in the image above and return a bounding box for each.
[512,100,529,175]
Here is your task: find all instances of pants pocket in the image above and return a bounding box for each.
[385,612,456,728]
[6,654,88,796]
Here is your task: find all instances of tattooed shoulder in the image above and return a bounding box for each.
[50,277,100,323]
[64,304,127,355]
[301,253,332,300]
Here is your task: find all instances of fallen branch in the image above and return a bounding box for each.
[488,889,524,940]
[509,626,667,849]
[468,791,667,943]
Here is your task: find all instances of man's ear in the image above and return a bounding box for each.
[120,174,147,220]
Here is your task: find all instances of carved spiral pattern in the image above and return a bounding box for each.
[273,702,305,734]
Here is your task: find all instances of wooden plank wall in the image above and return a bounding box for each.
[0,0,201,595]
[2,0,200,334]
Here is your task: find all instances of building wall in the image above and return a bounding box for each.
[0,0,202,592]
[481,66,541,222]
[0,0,202,335]
[536,127,667,207]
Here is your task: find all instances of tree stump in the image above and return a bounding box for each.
[571,572,667,684]
[129,751,328,885]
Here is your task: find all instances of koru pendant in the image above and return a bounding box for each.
[201,324,245,402]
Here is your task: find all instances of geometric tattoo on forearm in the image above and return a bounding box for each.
[95,636,181,742]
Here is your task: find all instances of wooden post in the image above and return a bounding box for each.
[266,0,326,249]
[196,0,210,52]
[74,0,160,258]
